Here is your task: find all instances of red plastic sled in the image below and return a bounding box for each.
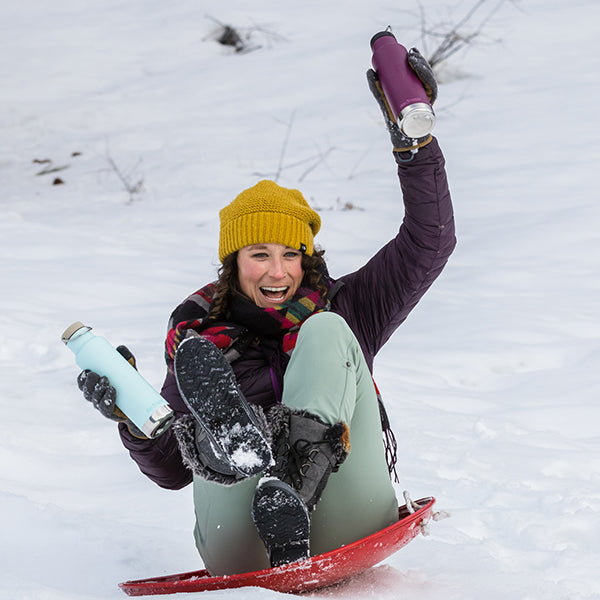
[119,496,435,596]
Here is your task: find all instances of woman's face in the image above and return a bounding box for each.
[237,243,304,308]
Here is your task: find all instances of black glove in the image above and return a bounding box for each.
[77,345,146,438]
[406,47,437,105]
[367,47,438,155]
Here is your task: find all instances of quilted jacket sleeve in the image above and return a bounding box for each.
[333,137,456,370]
[118,371,192,490]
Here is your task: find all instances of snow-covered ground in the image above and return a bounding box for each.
[2,1,599,598]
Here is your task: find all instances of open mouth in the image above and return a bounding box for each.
[260,286,289,303]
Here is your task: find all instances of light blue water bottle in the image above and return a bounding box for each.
[62,322,174,438]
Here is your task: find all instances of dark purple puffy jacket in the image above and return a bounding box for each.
[119,138,456,490]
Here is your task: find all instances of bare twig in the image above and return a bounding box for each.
[104,154,144,203]
[347,145,378,180]
[298,146,335,182]
[205,15,287,54]
[275,111,296,182]
[251,112,336,183]
[417,0,510,68]
[35,163,69,176]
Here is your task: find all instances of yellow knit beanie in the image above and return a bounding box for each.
[218,180,321,262]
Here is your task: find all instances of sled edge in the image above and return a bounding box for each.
[119,496,435,596]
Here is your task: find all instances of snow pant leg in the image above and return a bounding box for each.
[281,311,398,555]
[192,474,270,576]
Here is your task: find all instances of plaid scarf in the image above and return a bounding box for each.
[165,283,330,371]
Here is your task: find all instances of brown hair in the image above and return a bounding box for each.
[208,248,329,322]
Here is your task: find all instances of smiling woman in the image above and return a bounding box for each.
[73,50,456,578]
[137,157,453,575]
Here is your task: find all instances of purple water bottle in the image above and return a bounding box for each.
[370,30,435,139]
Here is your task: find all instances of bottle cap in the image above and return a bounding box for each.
[370,30,396,48]
[61,321,90,344]
[143,404,175,438]
[400,103,436,138]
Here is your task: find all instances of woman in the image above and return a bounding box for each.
[77,51,456,576]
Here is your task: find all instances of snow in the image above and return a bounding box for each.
[220,422,266,471]
[1,0,599,598]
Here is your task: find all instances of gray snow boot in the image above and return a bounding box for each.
[173,336,272,483]
[252,407,351,566]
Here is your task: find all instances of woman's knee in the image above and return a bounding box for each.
[296,312,363,369]
[300,311,353,341]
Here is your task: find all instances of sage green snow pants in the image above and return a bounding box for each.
[191,312,398,575]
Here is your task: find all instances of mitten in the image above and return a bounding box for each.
[367,47,438,156]
[76,345,146,438]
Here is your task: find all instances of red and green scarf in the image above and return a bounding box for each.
[165,282,330,371]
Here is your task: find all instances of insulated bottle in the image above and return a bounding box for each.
[62,322,174,438]
[370,30,435,138]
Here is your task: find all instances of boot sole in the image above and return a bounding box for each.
[174,336,272,478]
[252,479,310,567]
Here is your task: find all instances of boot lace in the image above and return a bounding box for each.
[285,438,328,491]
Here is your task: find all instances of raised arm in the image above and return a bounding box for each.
[334,137,456,369]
